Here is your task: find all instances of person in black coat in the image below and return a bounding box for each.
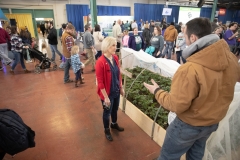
[149,21,155,38]
[142,24,151,50]
[40,23,46,37]
[47,21,63,61]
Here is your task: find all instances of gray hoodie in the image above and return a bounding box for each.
[176,32,186,51]
[150,35,164,53]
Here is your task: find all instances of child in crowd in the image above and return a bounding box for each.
[41,43,48,58]
[122,30,129,47]
[31,37,38,49]
[71,45,84,87]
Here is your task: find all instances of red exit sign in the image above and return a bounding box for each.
[219,9,226,15]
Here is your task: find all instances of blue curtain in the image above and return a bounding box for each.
[134,4,180,24]
[134,3,164,23]
[66,4,90,32]
[200,8,212,19]
[218,9,240,24]
[97,6,130,16]
[166,5,179,24]
[134,3,240,24]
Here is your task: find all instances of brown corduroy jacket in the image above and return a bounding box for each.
[61,32,74,58]
[155,39,240,126]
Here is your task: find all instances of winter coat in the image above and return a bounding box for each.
[142,28,151,47]
[0,109,35,156]
[155,39,240,126]
[164,25,178,42]
[47,27,58,45]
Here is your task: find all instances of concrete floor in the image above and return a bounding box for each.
[0,34,161,160]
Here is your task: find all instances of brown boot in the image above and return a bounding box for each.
[79,78,84,84]
[24,69,31,73]
[75,80,78,87]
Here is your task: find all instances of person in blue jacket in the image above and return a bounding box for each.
[128,27,144,51]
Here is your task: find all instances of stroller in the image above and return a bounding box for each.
[26,48,57,74]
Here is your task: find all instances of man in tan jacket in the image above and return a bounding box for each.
[144,18,240,160]
[62,24,75,83]
[162,22,178,59]
[112,19,123,52]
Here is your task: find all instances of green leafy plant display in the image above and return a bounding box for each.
[125,67,172,129]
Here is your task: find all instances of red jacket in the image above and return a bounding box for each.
[0,28,10,44]
[96,54,122,100]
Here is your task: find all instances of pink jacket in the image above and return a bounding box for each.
[122,35,129,47]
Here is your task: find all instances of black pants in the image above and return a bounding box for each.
[176,50,186,64]
[75,70,82,81]
[95,51,102,60]
[41,30,45,37]
[102,95,120,129]
[116,42,121,52]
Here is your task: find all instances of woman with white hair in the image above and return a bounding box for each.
[95,36,125,141]
[176,24,187,64]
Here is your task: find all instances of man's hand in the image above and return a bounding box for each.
[176,45,179,49]
[143,79,160,94]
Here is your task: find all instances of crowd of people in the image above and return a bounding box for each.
[114,18,240,64]
[1,16,240,160]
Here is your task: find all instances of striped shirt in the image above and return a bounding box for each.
[65,36,74,52]
[11,34,23,53]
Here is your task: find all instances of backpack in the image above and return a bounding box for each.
[0,109,35,156]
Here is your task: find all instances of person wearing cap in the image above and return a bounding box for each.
[47,21,63,61]
[62,24,75,83]
[83,24,95,71]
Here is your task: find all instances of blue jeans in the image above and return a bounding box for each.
[0,43,12,64]
[11,50,26,70]
[49,44,63,61]
[162,41,174,59]
[176,50,186,64]
[102,95,120,129]
[158,117,218,160]
[75,69,81,81]
[64,59,71,82]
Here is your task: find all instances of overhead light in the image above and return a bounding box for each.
[36,18,44,20]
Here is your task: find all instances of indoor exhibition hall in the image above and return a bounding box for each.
[0,0,240,160]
